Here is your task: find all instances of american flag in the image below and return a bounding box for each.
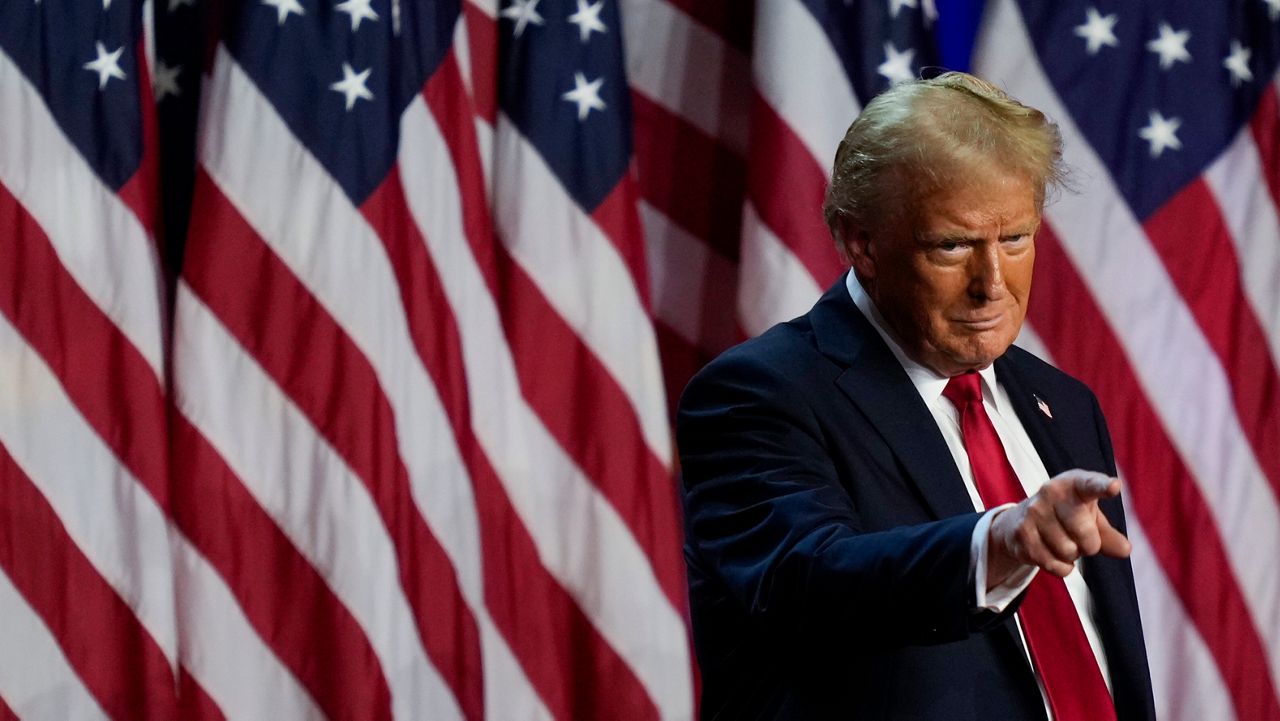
[172,0,689,719]
[971,3,1280,719]
[0,0,1276,719]
[0,0,187,718]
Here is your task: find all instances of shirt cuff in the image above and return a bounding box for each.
[970,504,1039,612]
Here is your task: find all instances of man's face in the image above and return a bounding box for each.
[848,171,1040,377]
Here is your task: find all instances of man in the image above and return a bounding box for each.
[677,72,1155,720]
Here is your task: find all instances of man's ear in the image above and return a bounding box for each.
[841,221,877,280]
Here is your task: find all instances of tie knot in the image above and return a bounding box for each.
[942,371,983,407]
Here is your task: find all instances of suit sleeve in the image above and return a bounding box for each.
[678,351,1013,653]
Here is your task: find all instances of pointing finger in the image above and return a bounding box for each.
[1096,510,1132,558]
[1070,472,1121,502]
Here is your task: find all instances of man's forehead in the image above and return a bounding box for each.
[907,178,1042,235]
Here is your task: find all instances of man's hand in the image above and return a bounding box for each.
[987,470,1131,588]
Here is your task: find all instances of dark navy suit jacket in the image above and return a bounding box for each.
[677,278,1155,720]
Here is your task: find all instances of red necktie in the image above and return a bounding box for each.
[943,372,1115,721]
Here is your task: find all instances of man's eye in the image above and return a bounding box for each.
[937,241,963,252]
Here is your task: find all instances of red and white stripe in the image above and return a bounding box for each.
[406,93,694,720]
[0,567,109,721]
[1205,92,1280,367]
[622,0,752,389]
[0,38,205,721]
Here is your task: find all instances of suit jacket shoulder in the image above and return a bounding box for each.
[680,312,833,412]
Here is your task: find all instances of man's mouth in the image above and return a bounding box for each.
[953,313,1005,331]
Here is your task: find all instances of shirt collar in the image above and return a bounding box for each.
[844,272,1000,409]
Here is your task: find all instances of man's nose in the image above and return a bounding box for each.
[968,243,1007,300]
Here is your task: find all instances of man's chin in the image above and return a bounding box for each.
[934,339,1015,375]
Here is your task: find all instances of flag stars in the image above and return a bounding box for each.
[336,0,379,32]
[1263,0,1280,21]
[262,0,304,25]
[1146,23,1191,70]
[330,62,374,110]
[167,0,195,12]
[567,0,607,43]
[153,60,181,101]
[877,42,916,85]
[562,71,606,120]
[1138,110,1182,158]
[84,41,126,90]
[501,0,544,38]
[1223,40,1253,86]
[1074,7,1118,55]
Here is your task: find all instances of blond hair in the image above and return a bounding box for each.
[822,72,1065,249]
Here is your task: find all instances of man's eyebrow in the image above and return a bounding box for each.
[1002,222,1041,237]
[917,231,978,244]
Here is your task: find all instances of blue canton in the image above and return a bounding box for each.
[222,0,459,205]
[801,0,945,104]
[498,0,633,211]
[0,0,145,191]
[1019,0,1280,220]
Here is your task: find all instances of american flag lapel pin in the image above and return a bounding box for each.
[1034,394,1053,419]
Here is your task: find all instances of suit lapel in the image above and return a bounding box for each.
[810,278,975,520]
[995,355,1126,530]
[993,357,1074,478]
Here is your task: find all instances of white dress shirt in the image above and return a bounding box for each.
[845,273,1112,715]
